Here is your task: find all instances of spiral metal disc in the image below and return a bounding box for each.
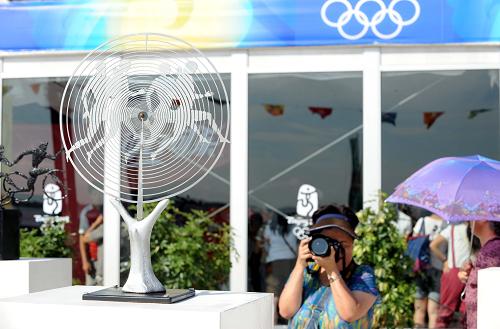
[60,33,230,203]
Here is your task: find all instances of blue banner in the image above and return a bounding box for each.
[0,0,499,52]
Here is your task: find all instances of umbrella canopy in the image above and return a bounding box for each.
[386,155,500,222]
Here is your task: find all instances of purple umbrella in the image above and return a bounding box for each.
[386,155,500,222]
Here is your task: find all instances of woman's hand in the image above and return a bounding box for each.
[295,238,313,269]
[312,246,339,274]
[82,260,91,274]
[443,261,449,274]
[280,239,310,319]
[458,260,473,284]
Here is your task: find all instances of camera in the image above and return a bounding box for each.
[308,234,343,263]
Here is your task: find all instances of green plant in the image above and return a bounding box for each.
[20,217,72,258]
[128,201,234,290]
[353,193,415,328]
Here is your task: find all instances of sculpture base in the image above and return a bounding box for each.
[0,258,72,298]
[0,286,273,329]
[0,209,21,260]
[82,286,195,304]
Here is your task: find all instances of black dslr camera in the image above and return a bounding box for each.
[308,234,344,263]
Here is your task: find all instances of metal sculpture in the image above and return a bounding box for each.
[60,33,230,295]
[0,142,65,260]
[0,145,14,167]
[1,142,65,206]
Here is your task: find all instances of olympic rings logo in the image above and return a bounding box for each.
[320,0,420,40]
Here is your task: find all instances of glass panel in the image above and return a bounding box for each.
[117,73,231,286]
[247,72,363,306]
[382,70,500,195]
[114,73,230,218]
[2,74,230,287]
[171,73,230,218]
[2,77,104,285]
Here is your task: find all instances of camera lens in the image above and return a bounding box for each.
[310,237,330,257]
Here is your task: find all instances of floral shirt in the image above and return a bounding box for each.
[465,237,500,329]
[288,264,381,329]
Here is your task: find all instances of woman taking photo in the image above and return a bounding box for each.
[279,204,380,328]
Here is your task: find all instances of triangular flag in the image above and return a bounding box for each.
[423,112,444,129]
[171,99,181,110]
[382,112,397,126]
[468,108,492,119]
[31,83,40,94]
[264,104,284,116]
[309,107,333,119]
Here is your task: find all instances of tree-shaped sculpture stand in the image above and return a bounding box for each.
[59,33,230,303]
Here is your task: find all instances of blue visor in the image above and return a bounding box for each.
[308,224,358,239]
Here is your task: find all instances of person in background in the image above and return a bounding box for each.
[248,212,264,292]
[263,211,298,324]
[430,222,470,328]
[458,221,500,329]
[395,205,413,239]
[79,203,103,285]
[412,214,446,329]
[279,204,380,328]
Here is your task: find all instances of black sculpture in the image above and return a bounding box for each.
[0,145,14,167]
[1,142,66,205]
[0,142,66,260]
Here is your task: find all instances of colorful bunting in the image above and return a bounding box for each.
[381,112,397,126]
[264,104,284,116]
[257,105,494,126]
[308,107,333,119]
[468,108,492,119]
[423,112,444,129]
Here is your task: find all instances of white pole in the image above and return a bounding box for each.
[103,133,121,287]
[230,51,248,292]
[362,48,382,209]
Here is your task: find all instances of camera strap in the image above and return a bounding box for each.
[336,244,357,280]
[341,260,358,282]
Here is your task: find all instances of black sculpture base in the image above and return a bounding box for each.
[0,209,21,260]
[82,286,196,304]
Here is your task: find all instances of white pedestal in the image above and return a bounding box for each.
[0,258,72,299]
[0,286,274,329]
[478,267,500,329]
